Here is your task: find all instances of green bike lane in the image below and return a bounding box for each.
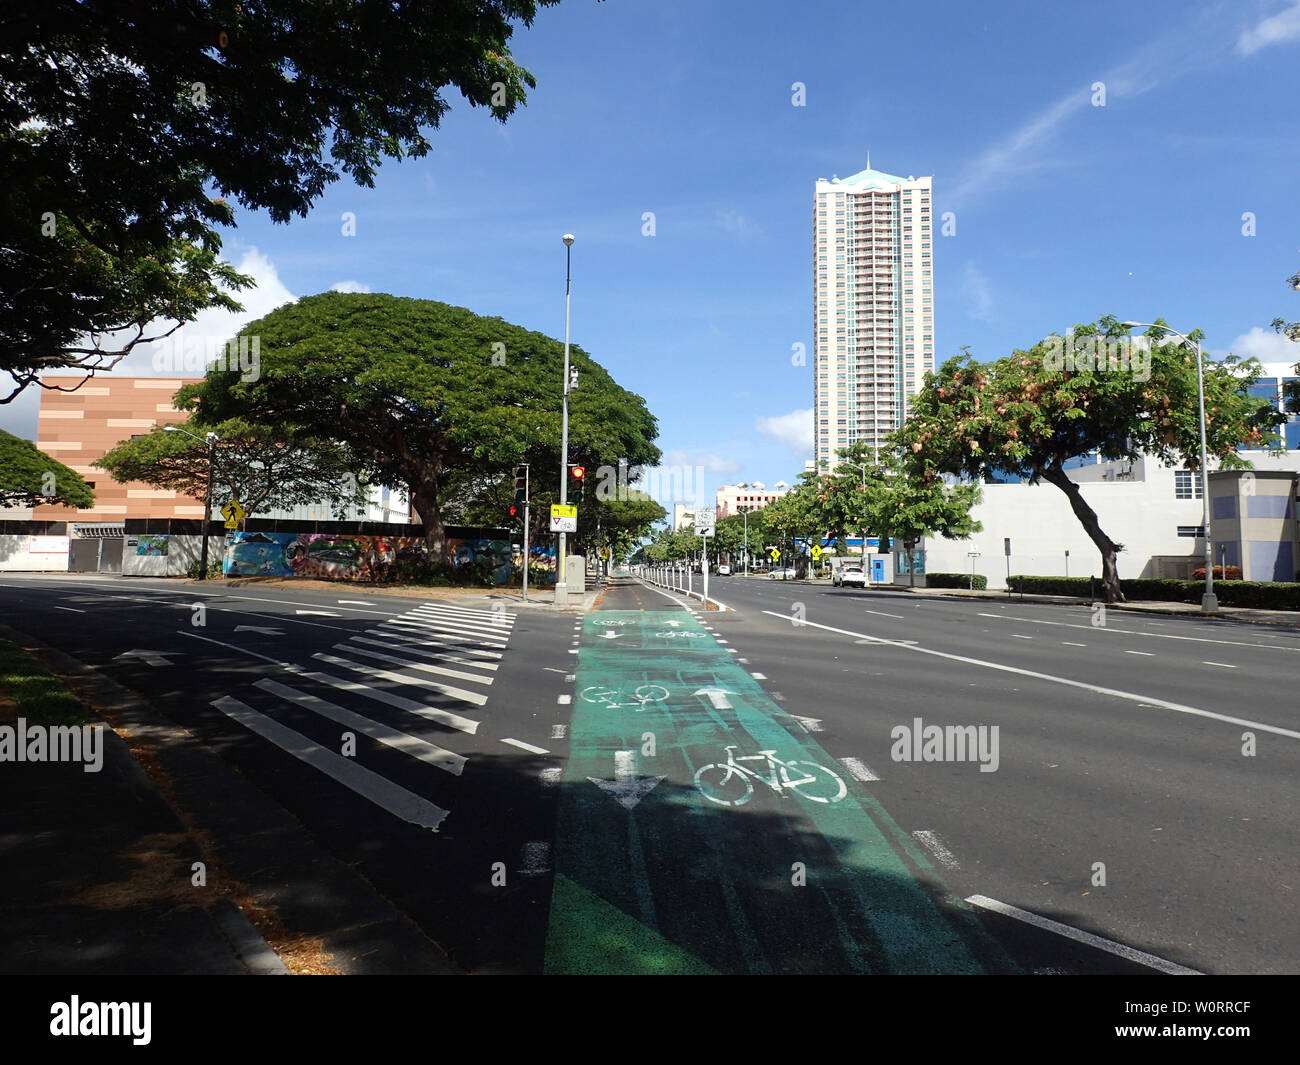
[543,608,1019,974]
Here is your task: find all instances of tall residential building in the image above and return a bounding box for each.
[812,166,934,468]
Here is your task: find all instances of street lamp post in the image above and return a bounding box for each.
[556,233,575,605]
[164,425,220,580]
[1120,321,1217,612]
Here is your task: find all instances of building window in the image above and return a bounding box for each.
[1174,470,1203,499]
[1176,525,1205,538]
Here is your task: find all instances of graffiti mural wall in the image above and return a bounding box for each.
[223,531,512,583]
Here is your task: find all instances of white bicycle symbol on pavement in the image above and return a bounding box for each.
[655,630,706,639]
[693,746,847,807]
[580,684,670,711]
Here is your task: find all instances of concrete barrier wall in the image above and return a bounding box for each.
[0,533,71,572]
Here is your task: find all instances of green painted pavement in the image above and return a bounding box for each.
[543,609,1016,974]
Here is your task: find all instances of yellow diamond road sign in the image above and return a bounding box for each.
[220,500,245,529]
[769,548,780,561]
[811,544,822,559]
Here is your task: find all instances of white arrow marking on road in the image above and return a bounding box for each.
[114,649,174,668]
[235,625,285,635]
[597,630,623,640]
[693,687,734,710]
[664,619,683,627]
[587,750,665,810]
[792,715,823,733]
[296,609,340,617]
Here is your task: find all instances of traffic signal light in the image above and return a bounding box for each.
[571,464,585,503]
[513,464,528,504]
[509,503,520,521]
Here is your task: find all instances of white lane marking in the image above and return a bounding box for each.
[366,628,502,659]
[301,670,479,734]
[792,715,823,733]
[863,608,905,620]
[540,767,563,789]
[543,667,567,674]
[568,649,579,654]
[53,606,86,613]
[564,674,575,682]
[557,694,572,705]
[255,680,465,775]
[382,618,508,647]
[759,611,1300,741]
[518,840,551,876]
[750,672,767,680]
[392,615,511,643]
[1203,661,1237,669]
[210,696,449,831]
[551,724,567,739]
[296,609,340,617]
[335,644,495,684]
[313,653,490,706]
[1062,641,1087,647]
[964,895,1202,976]
[337,600,373,606]
[839,757,879,782]
[1012,634,1033,640]
[412,606,516,628]
[912,829,959,870]
[415,602,518,622]
[502,737,549,755]
[727,648,739,653]
[1124,650,1155,657]
[976,612,1298,654]
[348,636,498,670]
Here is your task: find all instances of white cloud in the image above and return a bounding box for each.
[330,280,372,294]
[716,209,763,239]
[961,261,994,322]
[755,408,813,455]
[1236,2,1300,54]
[115,246,296,376]
[1227,326,1300,371]
[662,448,741,475]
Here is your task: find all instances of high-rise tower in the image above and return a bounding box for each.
[812,166,933,468]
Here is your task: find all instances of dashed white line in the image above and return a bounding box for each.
[1062,641,1087,647]
[502,738,549,755]
[551,724,567,739]
[912,829,959,870]
[750,672,767,680]
[863,609,905,620]
[963,895,1202,975]
[1124,650,1155,657]
[1202,661,1237,669]
[839,757,879,782]
[540,767,563,789]
[557,694,572,705]
[1011,634,1033,640]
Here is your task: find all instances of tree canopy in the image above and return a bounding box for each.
[185,291,660,555]
[1,0,563,400]
[0,429,95,508]
[896,317,1282,602]
[94,418,366,521]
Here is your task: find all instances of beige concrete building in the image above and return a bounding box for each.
[715,481,790,519]
[32,375,204,521]
[813,165,934,468]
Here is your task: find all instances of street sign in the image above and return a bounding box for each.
[221,499,245,530]
[693,508,715,536]
[550,504,577,533]
[810,543,823,560]
[1003,537,1011,557]
[769,548,780,562]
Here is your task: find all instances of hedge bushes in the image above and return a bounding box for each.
[928,572,986,590]
[1006,574,1300,610]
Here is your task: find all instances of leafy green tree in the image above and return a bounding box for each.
[0,429,94,508]
[897,317,1280,603]
[94,419,365,521]
[186,292,660,557]
[2,0,563,399]
[1274,265,1300,414]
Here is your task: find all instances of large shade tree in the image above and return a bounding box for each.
[897,317,1282,603]
[186,292,660,557]
[1,0,564,400]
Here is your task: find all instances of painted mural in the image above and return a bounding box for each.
[134,534,170,556]
[222,531,512,583]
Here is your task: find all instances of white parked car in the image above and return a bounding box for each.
[833,565,867,588]
[717,564,731,575]
[767,566,797,580]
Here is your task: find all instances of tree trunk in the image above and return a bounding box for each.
[410,483,446,563]
[1041,465,1124,603]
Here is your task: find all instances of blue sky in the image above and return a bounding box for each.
[7,0,1300,510]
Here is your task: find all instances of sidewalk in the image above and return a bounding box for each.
[0,626,459,975]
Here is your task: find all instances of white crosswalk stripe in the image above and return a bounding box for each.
[207,600,552,833]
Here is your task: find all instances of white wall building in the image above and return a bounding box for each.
[813,165,934,470]
[716,480,790,519]
[919,452,1300,588]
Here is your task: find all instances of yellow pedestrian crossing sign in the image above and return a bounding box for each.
[810,543,823,560]
[769,548,780,562]
[220,500,246,529]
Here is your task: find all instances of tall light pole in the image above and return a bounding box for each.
[165,424,221,580]
[1120,321,1217,612]
[556,233,575,604]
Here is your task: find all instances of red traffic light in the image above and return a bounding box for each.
[571,466,585,479]
[509,504,519,518]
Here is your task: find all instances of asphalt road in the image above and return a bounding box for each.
[3,570,1294,973]
[682,573,1300,974]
